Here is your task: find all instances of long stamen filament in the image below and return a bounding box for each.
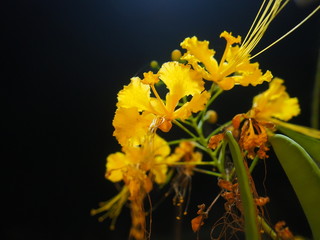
[251,4,320,59]
[225,0,289,74]
[241,0,289,59]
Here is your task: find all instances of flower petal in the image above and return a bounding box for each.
[106,152,128,182]
[252,78,300,121]
[174,91,211,120]
[113,107,155,147]
[180,36,219,80]
[117,77,154,112]
[159,62,205,99]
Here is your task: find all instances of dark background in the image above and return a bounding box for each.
[3,0,320,239]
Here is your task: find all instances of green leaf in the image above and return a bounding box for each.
[269,134,320,240]
[225,131,260,240]
[277,124,320,164]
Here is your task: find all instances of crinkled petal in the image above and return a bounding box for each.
[106,152,128,182]
[174,91,211,120]
[152,134,171,157]
[113,107,155,147]
[180,36,219,80]
[144,135,171,184]
[252,78,300,121]
[150,162,168,184]
[232,60,273,87]
[117,77,154,112]
[159,62,205,99]
[224,45,272,87]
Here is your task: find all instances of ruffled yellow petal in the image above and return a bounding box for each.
[113,107,155,147]
[174,91,211,120]
[223,45,273,87]
[180,32,272,90]
[152,134,171,158]
[180,36,219,80]
[159,61,205,99]
[230,69,273,87]
[117,77,154,112]
[252,78,300,121]
[106,152,128,182]
[150,162,168,184]
[166,141,203,175]
[145,135,171,184]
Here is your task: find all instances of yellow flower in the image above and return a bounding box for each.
[231,78,300,159]
[249,78,300,121]
[166,141,203,173]
[102,135,171,238]
[106,134,171,186]
[112,107,155,147]
[180,0,294,90]
[180,32,272,90]
[249,78,320,138]
[117,61,210,132]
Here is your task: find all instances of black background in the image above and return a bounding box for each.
[3,0,320,239]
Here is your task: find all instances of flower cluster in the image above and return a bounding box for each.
[92,1,320,239]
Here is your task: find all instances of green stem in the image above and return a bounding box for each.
[217,140,227,178]
[166,138,195,146]
[249,155,260,173]
[193,168,222,177]
[205,87,223,111]
[169,161,216,166]
[195,85,223,125]
[225,131,260,240]
[173,120,198,139]
[257,216,278,240]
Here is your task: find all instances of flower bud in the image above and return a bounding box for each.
[171,49,182,61]
[205,110,218,124]
[150,60,159,70]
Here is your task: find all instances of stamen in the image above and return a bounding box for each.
[251,4,320,59]
[240,0,289,59]
[221,0,290,76]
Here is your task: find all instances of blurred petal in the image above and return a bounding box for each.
[174,91,210,120]
[113,107,155,147]
[106,152,128,182]
[117,77,154,112]
[159,61,205,100]
[252,78,300,121]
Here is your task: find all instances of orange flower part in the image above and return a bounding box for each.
[275,221,295,240]
[208,133,225,149]
[191,215,205,232]
[238,118,270,159]
[191,204,206,232]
